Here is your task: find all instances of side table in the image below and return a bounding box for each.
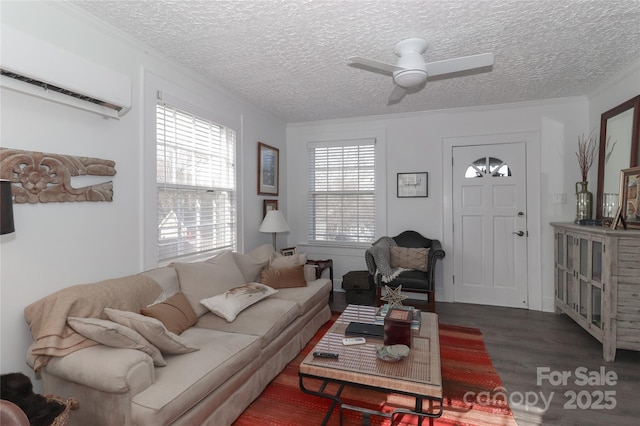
[307,259,333,300]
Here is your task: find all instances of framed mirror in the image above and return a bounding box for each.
[596,95,640,219]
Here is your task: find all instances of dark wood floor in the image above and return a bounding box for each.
[330,292,640,426]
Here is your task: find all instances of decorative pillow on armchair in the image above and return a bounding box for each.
[389,246,430,272]
[200,283,277,322]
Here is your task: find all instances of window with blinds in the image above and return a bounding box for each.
[156,103,236,262]
[307,139,376,244]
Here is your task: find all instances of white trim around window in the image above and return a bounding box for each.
[143,71,241,269]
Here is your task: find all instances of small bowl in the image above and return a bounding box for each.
[375,344,410,362]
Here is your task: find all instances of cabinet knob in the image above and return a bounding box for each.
[512,231,525,237]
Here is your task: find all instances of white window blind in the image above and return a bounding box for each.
[307,139,376,244]
[156,103,236,262]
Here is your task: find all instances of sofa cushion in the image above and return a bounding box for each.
[171,251,246,316]
[195,297,300,348]
[105,309,199,355]
[140,292,198,334]
[269,253,307,269]
[131,328,260,425]
[140,267,180,304]
[200,283,277,322]
[260,264,307,289]
[270,278,331,313]
[66,317,166,367]
[246,244,276,260]
[43,345,156,394]
[304,264,318,282]
[230,252,270,283]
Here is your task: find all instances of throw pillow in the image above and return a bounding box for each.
[260,264,307,289]
[303,264,318,282]
[246,244,276,260]
[171,250,246,316]
[389,246,430,272]
[231,252,270,283]
[140,267,180,306]
[104,308,199,354]
[67,317,166,367]
[140,292,198,335]
[200,283,277,322]
[269,253,308,269]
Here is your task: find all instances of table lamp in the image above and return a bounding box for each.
[259,210,289,249]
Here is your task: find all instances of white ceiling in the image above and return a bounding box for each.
[71,0,640,123]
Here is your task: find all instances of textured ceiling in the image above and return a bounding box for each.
[70,0,640,123]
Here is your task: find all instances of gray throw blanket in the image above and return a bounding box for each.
[365,236,406,283]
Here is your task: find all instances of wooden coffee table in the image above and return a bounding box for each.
[299,304,442,425]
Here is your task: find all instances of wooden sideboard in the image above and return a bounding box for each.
[551,222,640,361]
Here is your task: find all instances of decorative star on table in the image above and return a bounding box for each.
[381,285,408,308]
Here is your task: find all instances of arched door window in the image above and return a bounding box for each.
[464,156,511,178]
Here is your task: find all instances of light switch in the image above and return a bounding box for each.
[552,194,567,204]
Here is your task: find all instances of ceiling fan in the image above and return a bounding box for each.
[349,38,494,104]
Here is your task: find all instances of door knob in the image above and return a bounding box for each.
[512,231,524,236]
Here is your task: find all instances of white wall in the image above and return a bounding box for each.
[287,97,589,311]
[0,2,285,387]
[588,60,640,164]
[2,0,637,392]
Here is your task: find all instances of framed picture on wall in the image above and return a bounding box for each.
[258,142,279,195]
[616,166,640,229]
[263,199,278,218]
[397,172,428,198]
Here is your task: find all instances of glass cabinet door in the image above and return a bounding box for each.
[556,232,564,267]
[579,238,589,278]
[579,279,588,318]
[592,286,602,328]
[556,268,565,302]
[592,241,602,282]
[567,272,575,309]
[566,235,574,270]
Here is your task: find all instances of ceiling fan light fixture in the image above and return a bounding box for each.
[393,69,427,88]
[350,37,493,104]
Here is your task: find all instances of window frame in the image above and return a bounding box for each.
[155,103,237,263]
[306,138,377,246]
[144,73,241,269]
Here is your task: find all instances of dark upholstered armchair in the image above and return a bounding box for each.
[365,230,445,312]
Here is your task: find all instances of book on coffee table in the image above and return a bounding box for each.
[375,304,421,330]
[344,322,384,338]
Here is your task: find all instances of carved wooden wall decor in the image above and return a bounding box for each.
[0,148,116,203]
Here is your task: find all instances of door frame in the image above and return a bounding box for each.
[442,131,542,310]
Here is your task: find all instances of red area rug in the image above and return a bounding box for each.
[234,315,516,426]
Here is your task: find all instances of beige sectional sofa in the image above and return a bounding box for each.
[24,246,332,426]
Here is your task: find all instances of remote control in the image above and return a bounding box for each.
[342,337,366,346]
[313,351,339,359]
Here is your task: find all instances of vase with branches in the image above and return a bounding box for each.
[576,130,598,182]
[574,130,598,223]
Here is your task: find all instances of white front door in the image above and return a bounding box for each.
[452,142,528,308]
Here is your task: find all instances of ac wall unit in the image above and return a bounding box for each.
[0,26,131,119]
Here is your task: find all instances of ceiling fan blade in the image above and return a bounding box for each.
[387,85,406,104]
[349,56,402,74]
[425,53,494,77]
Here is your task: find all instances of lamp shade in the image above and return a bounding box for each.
[259,210,290,233]
[1,180,15,235]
